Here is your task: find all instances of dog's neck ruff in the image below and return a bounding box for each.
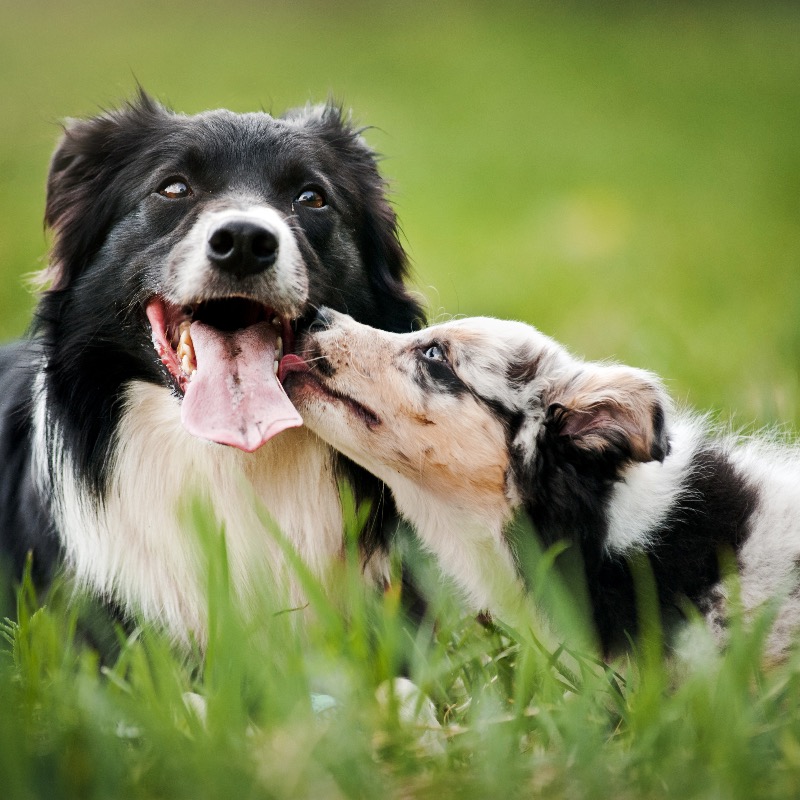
[33,379,344,645]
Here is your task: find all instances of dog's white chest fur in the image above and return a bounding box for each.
[36,380,344,643]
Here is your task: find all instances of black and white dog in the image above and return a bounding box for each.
[284,310,800,660]
[0,93,421,644]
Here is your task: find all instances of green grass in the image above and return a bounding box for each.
[2,1,800,797]
[3,499,800,800]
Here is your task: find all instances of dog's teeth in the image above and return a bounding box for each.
[273,360,279,375]
[271,316,281,329]
[276,336,283,357]
[176,325,196,374]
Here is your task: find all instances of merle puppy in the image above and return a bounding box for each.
[285,310,800,661]
[0,92,421,644]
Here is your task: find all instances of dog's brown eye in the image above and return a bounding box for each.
[158,179,192,199]
[295,188,326,209]
[423,344,446,362]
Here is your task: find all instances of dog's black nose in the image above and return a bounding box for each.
[308,307,335,333]
[207,219,279,278]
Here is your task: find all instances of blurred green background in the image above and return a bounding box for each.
[1,0,798,423]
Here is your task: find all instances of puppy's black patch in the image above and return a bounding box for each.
[522,426,758,653]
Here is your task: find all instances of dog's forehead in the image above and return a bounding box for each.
[172,109,299,155]
[135,108,329,175]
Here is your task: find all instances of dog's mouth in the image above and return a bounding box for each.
[146,296,303,452]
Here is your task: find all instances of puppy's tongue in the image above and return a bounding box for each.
[181,320,302,452]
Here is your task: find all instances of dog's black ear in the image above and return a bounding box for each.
[545,365,670,466]
[42,90,168,290]
[282,102,423,332]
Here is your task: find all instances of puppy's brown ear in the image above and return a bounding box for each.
[546,365,670,464]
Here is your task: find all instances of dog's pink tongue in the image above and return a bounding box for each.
[181,320,302,452]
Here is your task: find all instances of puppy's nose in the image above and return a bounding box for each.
[207,219,279,278]
[308,306,335,333]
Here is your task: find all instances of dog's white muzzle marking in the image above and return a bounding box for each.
[168,205,308,314]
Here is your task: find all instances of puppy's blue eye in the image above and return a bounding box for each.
[295,188,326,209]
[158,179,191,199]
[418,341,464,394]
[423,344,446,362]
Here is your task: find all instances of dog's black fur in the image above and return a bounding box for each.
[0,92,422,630]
